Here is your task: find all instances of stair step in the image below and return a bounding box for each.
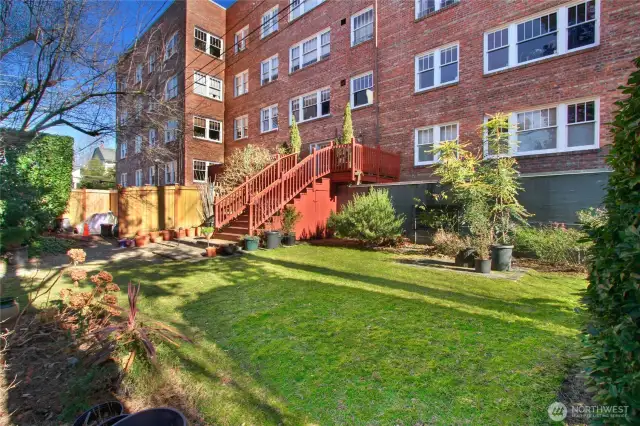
[212,232,243,242]
[221,227,248,235]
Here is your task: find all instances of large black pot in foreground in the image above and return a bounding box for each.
[491,245,513,271]
[113,408,186,426]
[73,401,124,426]
[264,231,281,249]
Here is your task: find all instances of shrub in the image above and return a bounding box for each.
[431,229,470,257]
[281,205,302,235]
[327,188,405,246]
[576,207,608,231]
[514,225,590,265]
[288,117,302,155]
[216,145,273,194]
[0,132,73,238]
[583,58,640,421]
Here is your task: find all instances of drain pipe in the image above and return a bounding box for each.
[374,0,380,147]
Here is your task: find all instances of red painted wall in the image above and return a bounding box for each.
[290,178,336,239]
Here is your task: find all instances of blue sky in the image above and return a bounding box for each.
[52,0,236,163]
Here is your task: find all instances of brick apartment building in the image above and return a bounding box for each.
[116,0,640,223]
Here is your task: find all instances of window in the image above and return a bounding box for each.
[165,32,178,60]
[415,44,458,92]
[165,75,178,100]
[351,7,374,47]
[193,160,216,182]
[120,142,127,159]
[290,88,330,124]
[484,1,599,73]
[289,0,324,21]
[261,55,279,85]
[148,52,156,74]
[289,29,330,72]
[350,72,373,108]
[261,6,279,38]
[193,116,222,142]
[234,26,248,53]
[194,28,223,58]
[149,128,157,146]
[135,169,143,186]
[414,122,459,165]
[135,64,143,84]
[194,71,223,100]
[119,109,128,126]
[148,166,156,185]
[416,0,459,19]
[134,97,143,119]
[165,119,178,142]
[164,160,176,184]
[120,173,127,187]
[483,99,599,156]
[261,105,278,133]
[234,70,248,97]
[234,116,248,140]
[134,135,142,153]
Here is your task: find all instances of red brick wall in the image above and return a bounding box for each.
[183,0,227,185]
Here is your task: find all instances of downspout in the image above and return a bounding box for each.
[374,0,380,147]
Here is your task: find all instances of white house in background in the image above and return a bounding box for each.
[72,167,82,189]
[90,146,116,168]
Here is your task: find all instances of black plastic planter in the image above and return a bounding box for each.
[491,245,513,271]
[474,259,491,274]
[73,401,124,426]
[112,408,186,426]
[265,231,281,249]
[282,233,296,246]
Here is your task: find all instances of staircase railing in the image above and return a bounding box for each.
[214,153,298,229]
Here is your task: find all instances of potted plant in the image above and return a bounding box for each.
[149,228,162,243]
[202,227,216,257]
[472,233,492,274]
[134,233,147,247]
[243,235,260,251]
[221,244,238,255]
[281,205,302,246]
[174,227,186,239]
[161,229,172,241]
[2,227,30,267]
[185,227,192,237]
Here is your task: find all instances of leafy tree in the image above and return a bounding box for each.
[78,158,115,189]
[583,57,640,421]
[0,132,73,239]
[217,145,273,194]
[289,117,302,155]
[339,102,353,145]
[327,188,405,246]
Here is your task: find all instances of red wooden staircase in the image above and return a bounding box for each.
[211,139,400,241]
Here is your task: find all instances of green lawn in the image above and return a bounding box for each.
[7,245,588,424]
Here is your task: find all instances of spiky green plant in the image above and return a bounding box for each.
[339,102,354,145]
[289,117,302,155]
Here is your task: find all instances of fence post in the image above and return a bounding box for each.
[174,185,180,230]
[248,203,254,236]
[351,137,356,182]
[244,175,249,204]
[312,147,317,190]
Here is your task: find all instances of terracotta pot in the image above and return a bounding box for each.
[205,246,217,257]
[134,235,147,247]
[161,230,172,241]
[174,229,186,239]
[149,231,159,239]
[185,228,192,237]
[194,227,200,237]
[149,235,163,243]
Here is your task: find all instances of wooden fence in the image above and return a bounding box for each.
[64,186,203,237]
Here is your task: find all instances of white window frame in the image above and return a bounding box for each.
[148,52,156,74]
[165,75,178,100]
[234,70,248,97]
[261,6,279,38]
[120,142,127,159]
[234,26,249,53]
[164,32,179,60]
[351,6,374,47]
[289,28,330,73]
[120,172,127,187]
[261,55,279,85]
[192,160,217,183]
[483,97,600,157]
[135,64,143,84]
[415,0,459,20]
[414,43,459,93]
[165,119,178,143]
[194,71,223,101]
[261,104,279,133]
[193,116,222,143]
[135,169,143,187]
[164,160,177,184]
[414,121,459,166]
[234,115,249,140]
[148,166,156,185]
[194,27,223,58]
[289,87,330,125]
[289,0,325,21]
[350,72,374,109]
[148,128,157,146]
[483,0,600,74]
[134,135,142,154]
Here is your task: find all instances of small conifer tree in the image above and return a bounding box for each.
[289,116,302,155]
[339,102,354,144]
